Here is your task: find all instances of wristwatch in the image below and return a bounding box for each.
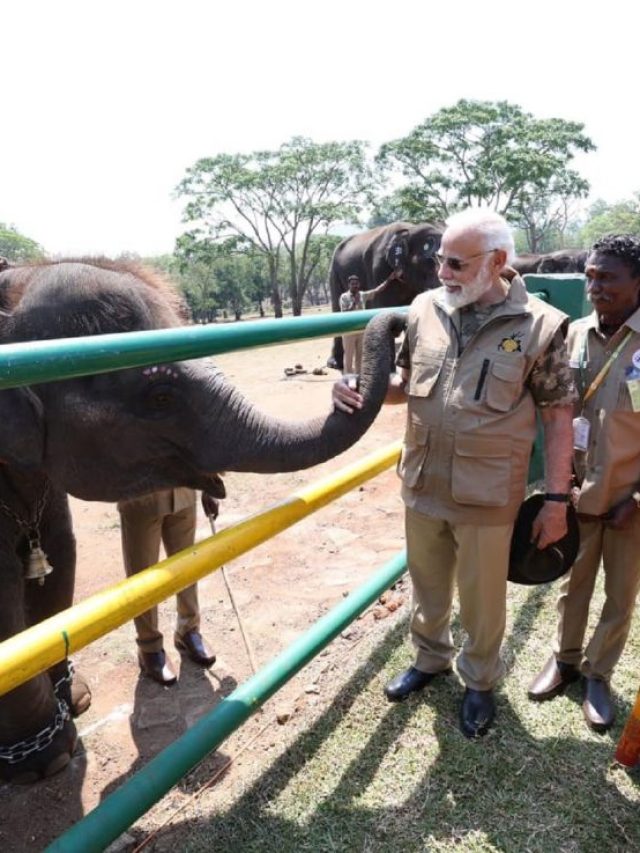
[544,493,569,503]
[631,490,640,509]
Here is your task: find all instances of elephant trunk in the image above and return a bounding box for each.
[201,311,405,474]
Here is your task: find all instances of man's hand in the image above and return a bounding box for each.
[201,492,220,519]
[531,501,568,549]
[332,376,363,413]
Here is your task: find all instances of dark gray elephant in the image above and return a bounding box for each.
[511,253,545,276]
[327,221,442,369]
[537,249,588,274]
[0,259,404,783]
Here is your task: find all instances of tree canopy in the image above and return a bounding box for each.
[0,223,44,262]
[579,194,640,246]
[176,136,374,316]
[376,99,595,251]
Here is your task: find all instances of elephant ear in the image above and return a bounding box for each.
[0,387,45,468]
[385,231,409,270]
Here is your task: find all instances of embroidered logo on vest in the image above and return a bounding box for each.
[498,333,523,353]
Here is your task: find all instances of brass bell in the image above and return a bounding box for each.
[25,539,54,585]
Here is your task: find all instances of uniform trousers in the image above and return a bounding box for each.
[120,501,199,654]
[405,506,513,691]
[555,515,640,680]
[342,332,364,375]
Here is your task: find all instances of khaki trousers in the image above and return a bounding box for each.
[555,515,640,680]
[342,332,364,375]
[405,507,513,691]
[120,502,199,653]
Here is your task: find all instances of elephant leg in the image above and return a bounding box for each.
[0,554,77,783]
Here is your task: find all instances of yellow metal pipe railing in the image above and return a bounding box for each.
[0,441,401,697]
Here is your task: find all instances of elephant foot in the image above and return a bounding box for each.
[0,710,77,785]
[51,660,92,717]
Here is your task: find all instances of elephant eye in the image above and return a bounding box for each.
[144,383,176,413]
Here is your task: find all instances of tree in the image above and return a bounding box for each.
[376,100,595,251]
[0,223,44,262]
[175,136,375,316]
[580,194,640,246]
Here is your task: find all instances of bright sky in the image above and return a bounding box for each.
[2,0,637,257]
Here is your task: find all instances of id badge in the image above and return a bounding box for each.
[626,377,640,412]
[573,416,590,451]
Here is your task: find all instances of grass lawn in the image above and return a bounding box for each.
[155,572,640,853]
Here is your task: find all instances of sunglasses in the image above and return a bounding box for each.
[435,249,498,272]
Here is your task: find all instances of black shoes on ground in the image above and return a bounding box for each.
[582,676,615,732]
[139,631,216,686]
[384,666,452,702]
[460,688,495,739]
[174,629,217,668]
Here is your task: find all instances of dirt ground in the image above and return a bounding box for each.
[0,331,409,852]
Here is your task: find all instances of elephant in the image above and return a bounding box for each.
[511,253,545,276]
[327,221,442,370]
[536,249,588,274]
[0,258,404,783]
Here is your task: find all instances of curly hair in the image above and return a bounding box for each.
[591,234,640,278]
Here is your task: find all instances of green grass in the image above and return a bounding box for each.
[146,574,640,853]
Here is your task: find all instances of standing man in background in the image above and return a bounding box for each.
[118,478,224,685]
[339,273,393,374]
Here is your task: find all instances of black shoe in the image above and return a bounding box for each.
[528,655,580,701]
[460,688,495,738]
[384,666,452,702]
[583,677,615,732]
[174,630,216,668]
[138,650,177,686]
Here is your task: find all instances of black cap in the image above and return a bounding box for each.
[508,493,580,585]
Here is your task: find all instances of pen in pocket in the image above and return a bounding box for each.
[474,359,490,400]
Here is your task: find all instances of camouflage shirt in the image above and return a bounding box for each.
[397,299,577,408]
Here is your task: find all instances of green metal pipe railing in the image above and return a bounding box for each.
[0,308,403,389]
[47,551,407,853]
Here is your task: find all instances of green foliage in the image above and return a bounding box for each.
[0,222,44,261]
[376,100,595,251]
[580,194,640,246]
[176,137,375,316]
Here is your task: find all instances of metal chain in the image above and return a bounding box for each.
[52,660,75,696]
[0,477,50,537]
[0,698,70,765]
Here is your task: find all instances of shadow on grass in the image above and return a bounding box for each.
[142,588,640,853]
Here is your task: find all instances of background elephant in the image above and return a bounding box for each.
[327,221,442,369]
[511,253,545,275]
[537,249,587,274]
[0,259,404,783]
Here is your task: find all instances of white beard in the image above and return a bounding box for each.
[442,262,493,309]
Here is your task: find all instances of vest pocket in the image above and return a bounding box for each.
[398,423,430,489]
[408,352,444,398]
[452,433,511,506]
[485,359,524,411]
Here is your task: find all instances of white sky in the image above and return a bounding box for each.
[2,0,637,257]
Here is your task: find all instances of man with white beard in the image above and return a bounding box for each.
[333,208,576,737]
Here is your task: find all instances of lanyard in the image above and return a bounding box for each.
[579,328,633,403]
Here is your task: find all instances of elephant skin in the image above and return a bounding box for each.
[0,259,406,782]
[327,221,442,369]
[511,253,545,276]
[537,249,587,274]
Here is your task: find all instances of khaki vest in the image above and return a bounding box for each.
[398,273,568,525]
[569,308,640,515]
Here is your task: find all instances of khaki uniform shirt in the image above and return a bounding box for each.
[397,271,573,525]
[339,288,378,311]
[568,307,640,515]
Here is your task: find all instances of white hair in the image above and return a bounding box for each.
[445,208,515,264]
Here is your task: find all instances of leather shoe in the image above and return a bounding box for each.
[174,630,216,668]
[138,650,177,686]
[528,655,579,701]
[583,677,615,732]
[384,666,452,702]
[460,688,495,738]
